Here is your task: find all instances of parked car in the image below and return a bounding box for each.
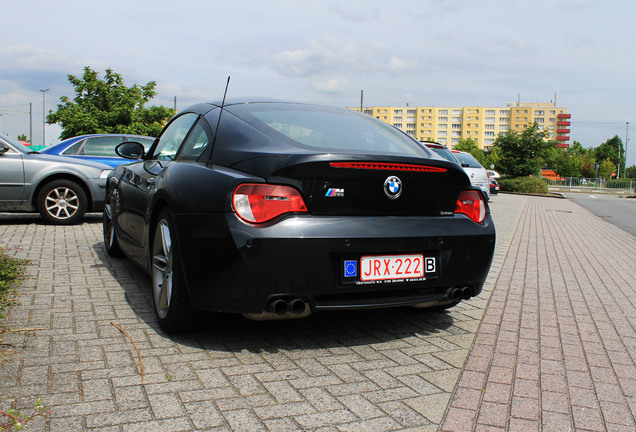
[490,177,500,195]
[423,141,460,164]
[41,134,155,168]
[0,134,111,224]
[451,150,491,200]
[104,100,495,332]
[487,170,500,179]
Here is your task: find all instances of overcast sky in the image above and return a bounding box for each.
[1,0,635,165]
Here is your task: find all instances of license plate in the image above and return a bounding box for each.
[360,254,430,281]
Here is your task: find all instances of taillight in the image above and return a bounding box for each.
[232,183,308,223]
[455,190,486,223]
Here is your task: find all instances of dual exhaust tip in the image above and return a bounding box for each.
[244,297,310,321]
[450,287,474,301]
[268,298,307,316]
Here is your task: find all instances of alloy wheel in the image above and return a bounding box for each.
[152,219,173,319]
[45,186,79,220]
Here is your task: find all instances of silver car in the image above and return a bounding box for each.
[451,150,491,200]
[0,134,111,224]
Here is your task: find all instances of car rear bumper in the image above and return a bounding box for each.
[174,213,496,315]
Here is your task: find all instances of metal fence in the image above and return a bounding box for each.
[544,177,635,194]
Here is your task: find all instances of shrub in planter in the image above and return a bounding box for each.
[498,177,548,194]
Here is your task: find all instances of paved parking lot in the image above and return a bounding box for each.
[1,192,634,431]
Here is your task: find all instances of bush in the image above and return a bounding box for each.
[498,176,548,194]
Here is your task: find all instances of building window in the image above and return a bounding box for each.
[406,130,415,136]
[394,109,403,114]
[394,116,403,121]
[438,131,447,136]
[500,125,509,130]
[500,110,510,115]
[485,131,495,137]
[438,138,447,144]
[485,124,494,130]
[439,109,448,115]
[452,124,462,129]
[407,109,417,115]
[406,123,416,129]
[485,117,495,123]
[499,117,509,123]
[407,116,416,122]
[451,131,461,137]
[452,138,460,144]
[535,110,544,116]
[452,109,462,115]
[438,124,447,129]
[536,118,544,123]
[393,123,403,129]
[549,110,555,115]
[438,116,448,122]
[485,138,494,144]
[486,110,495,115]
[452,116,462,122]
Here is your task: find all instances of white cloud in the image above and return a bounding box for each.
[271,37,411,78]
[312,78,350,94]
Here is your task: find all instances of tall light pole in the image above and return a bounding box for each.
[40,89,49,146]
[624,122,629,179]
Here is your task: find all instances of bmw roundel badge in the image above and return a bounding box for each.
[384,176,402,199]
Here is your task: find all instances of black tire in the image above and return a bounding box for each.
[37,179,87,225]
[103,190,123,257]
[151,209,195,332]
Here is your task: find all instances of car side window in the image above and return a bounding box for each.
[153,113,198,161]
[61,140,85,155]
[176,121,210,162]
[82,136,125,156]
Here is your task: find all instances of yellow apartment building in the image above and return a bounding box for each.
[348,102,571,150]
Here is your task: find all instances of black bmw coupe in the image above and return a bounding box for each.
[104,100,495,332]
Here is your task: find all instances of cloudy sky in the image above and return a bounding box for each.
[1,0,635,165]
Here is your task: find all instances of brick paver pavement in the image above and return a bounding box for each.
[441,196,636,431]
[3,193,633,431]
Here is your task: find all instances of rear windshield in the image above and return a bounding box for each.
[429,146,458,164]
[453,152,483,168]
[233,104,427,158]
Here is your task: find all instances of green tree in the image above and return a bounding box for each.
[493,123,555,177]
[17,134,29,143]
[483,146,500,172]
[592,136,624,173]
[625,165,636,179]
[580,155,597,178]
[47,66,174,139]
[598,158,615,179]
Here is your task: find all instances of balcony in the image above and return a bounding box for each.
[557,113,571,119]
[558,121,571,126]
[557,129,570,133]
[557,136,570,140]
[557,143,570,148]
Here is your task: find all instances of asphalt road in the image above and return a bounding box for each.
[562,192,636,236]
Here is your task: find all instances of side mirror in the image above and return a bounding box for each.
[116,142,146,159]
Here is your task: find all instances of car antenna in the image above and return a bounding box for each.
[212,76,230,149]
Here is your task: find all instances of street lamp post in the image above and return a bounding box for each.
[40,88,49,146]
[624,122,629,179]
